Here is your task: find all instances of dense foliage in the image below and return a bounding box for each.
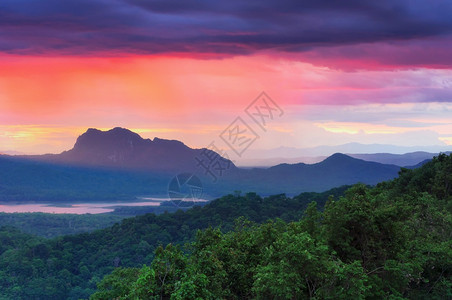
[0,213,124,238]
[0,154,450,299]
[0,185,346,299]
[91,154,452,299]
[0,205,199,239]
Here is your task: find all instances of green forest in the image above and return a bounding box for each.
[0,213,124,238]
[1,154,451,299]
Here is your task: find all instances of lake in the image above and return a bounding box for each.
[0,197,208,214]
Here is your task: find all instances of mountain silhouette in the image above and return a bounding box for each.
[348,151,451,167]
[34,127,235,173]
[1,128,408,201]
[226,153,401,194]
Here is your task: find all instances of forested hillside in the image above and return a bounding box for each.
[0,213,124,238]
[0,154,450,299]
[0,186,347,299]
[91,154,452,299]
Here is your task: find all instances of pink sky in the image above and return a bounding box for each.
[1,0,452,156]
[0,52,451,156]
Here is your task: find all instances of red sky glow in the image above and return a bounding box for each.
[1,1,451,157]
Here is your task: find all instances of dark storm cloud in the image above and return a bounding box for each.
[0,0,451,58]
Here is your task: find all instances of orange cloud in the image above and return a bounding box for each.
[1,53,451,154]
[315,122,415,135]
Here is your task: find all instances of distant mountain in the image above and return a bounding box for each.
[27,127,235,173]
[235,156,326,167]
[226,153,401,194]
[245,143,451,159]
[0,150,25,155]
[405,159,433,169]
[348,151,450,167]
[1,128,410,201]
[307,143,451,156]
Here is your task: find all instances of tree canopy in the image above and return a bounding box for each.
[1,154,451,299]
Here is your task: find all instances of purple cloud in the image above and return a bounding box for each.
[0,0,452,68]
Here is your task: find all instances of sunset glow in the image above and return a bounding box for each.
[1,1,451,155]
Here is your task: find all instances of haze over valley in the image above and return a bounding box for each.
[0,0,451,299]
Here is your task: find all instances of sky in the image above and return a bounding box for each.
[0,0,452,158]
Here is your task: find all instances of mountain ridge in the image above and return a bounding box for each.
[229,152,401,194]
[23,127,235,173]
[0,127,415,200]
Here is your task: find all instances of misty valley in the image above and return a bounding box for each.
[0,128,450,299]
[1,1,452,298]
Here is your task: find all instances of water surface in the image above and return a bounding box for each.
[0,198,207,214]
